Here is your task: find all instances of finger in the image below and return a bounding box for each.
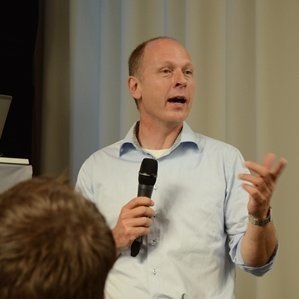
[240,174,272,194]
[244,161,269,177]
[272,157,288,179]
[244,161,276,188]
[124,215,153,228]
[124,197,154,209]
[124,219,153,242]
[244,153,276,176]
[130,205,155,218]
[242,183,267,203]
[133,216,153,228]
[262,153,287,180]
[130,226,152,241]
[239,173,263,186]
[262,153,276,169]
[246,154,287,178]
[243,162,274,189]
[121,206,154,222]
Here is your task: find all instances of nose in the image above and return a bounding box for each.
[174,69,187,88]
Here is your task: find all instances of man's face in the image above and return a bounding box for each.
[129,38,195,127]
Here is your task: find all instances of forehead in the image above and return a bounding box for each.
[142,39,193,66]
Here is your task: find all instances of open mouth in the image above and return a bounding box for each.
[167,96,187,104]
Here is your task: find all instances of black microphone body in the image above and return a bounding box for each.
[131,158,158,257]
[138,183,155,198]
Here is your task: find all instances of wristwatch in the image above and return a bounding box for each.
[248,207,272,226]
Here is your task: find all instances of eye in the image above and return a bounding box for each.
[160,68,173,75]
[184,69,194,77]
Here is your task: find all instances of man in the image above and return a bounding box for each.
[0,176,116,299]
[76,37,287,298]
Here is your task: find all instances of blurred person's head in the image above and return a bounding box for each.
[0,176,116,299]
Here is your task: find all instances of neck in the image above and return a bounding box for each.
[137,121,183,150]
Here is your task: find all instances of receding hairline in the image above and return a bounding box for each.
[128,36,185,77]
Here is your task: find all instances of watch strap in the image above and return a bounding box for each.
[248,207,272,226]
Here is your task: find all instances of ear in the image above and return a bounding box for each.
[128,76,142,100]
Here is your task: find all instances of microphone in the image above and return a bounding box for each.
[131,158,158,257]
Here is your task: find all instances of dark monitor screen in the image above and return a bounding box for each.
[0,95,12,139]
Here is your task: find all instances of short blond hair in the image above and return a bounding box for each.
[128,36,177,76]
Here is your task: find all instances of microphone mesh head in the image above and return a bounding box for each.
[138,158,158,185]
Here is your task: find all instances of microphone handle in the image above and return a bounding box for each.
[131,237,142,257]
[138,184,154,198]
[131,184,154,257]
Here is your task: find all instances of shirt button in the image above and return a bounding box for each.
[154,185,158,190]
[153,268,157,275]
[150,239,157,246]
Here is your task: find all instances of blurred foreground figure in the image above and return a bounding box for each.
[0,176,116,299]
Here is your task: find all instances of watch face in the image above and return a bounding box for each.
[248,208,272,226]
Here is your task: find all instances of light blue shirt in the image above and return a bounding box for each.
[76,122,276,299]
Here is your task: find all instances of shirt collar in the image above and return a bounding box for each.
[119,121,201,157]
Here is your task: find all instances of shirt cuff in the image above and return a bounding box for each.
[232,236,279,276]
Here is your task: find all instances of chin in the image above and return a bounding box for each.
[169,112,189,123]
[165,118,187,127]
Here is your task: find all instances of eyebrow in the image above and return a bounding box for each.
[159,61,194,68]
